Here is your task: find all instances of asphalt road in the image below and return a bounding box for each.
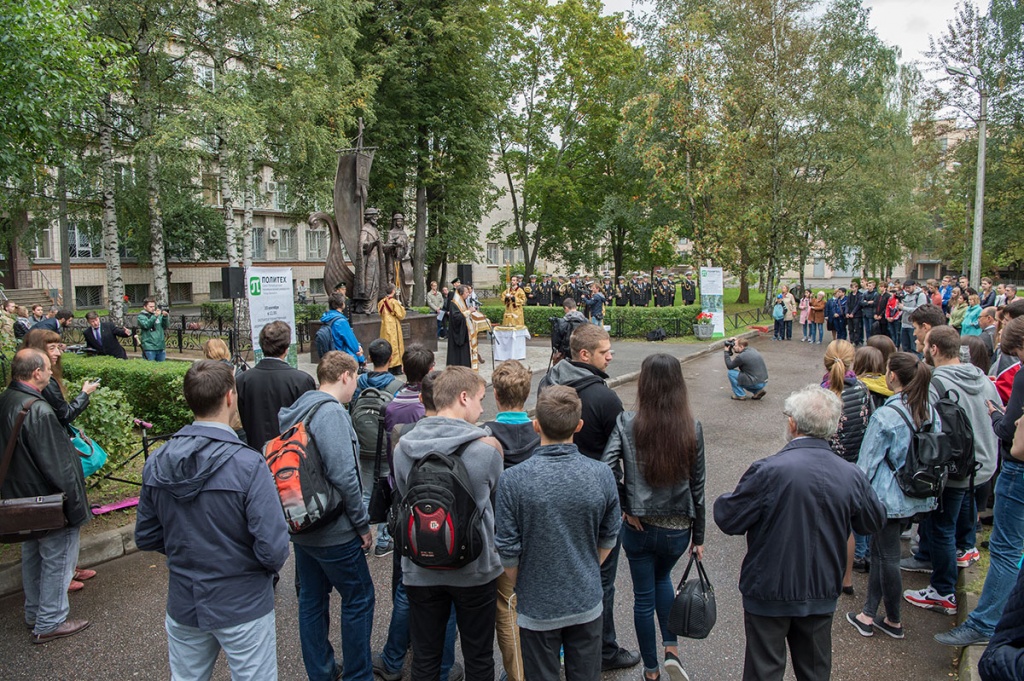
[0,336,959,680]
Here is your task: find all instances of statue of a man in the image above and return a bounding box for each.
[355,207,384,314]
[383,212,414,305]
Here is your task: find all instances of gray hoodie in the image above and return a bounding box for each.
[278,390,370,547]
[930,363,1002,489]
[393,416,504,587]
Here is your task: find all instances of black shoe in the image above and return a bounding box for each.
[372,654,399,681]
[603,648,642,671]
[853,558,870,573]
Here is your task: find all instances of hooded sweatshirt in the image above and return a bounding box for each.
[135,423,290,630]
[484,412,540,469]
[278,391,371,547]
[393,416,504,587]
[539,359,623,459]
[930,364,1002,488]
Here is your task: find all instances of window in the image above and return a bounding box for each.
[32,225,52,260]
[486,243,498,265]
[253,227,266,260]
[75,286,103,308]
[209,281,224,300]
[202,173,221,206]
[124,284,149,305]
[277,228,297,259]
[306,229,326,260]
[272,182,287,211]
[195,63,215,92]
[310,278,326,294]
[812,258,825,278]
[501,247,523,265]
[169,282,193,304]
[68,222,99,259]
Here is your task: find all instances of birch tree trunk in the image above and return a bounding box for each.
[242,153,254,270]
[146,150,169,306]
[219,132,239,266]
[99,95,126,324]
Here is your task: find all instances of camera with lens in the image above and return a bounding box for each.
[159,304,170,312]
[724,338,736,349]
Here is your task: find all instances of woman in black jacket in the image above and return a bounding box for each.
[22,328,101,591]
[603,353,705,681]
[823,340,871,596]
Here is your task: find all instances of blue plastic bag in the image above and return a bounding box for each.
[69,425,108,477]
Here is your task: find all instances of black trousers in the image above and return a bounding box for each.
[599,534,623,659]
[521,616,602,681]
[742,611,832,681]
[407,579,498,681]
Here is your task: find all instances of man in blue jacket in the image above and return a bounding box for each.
[714,386,885,681]
[319,293,364,367]
[135,360,290,680]
[278,351,375,681]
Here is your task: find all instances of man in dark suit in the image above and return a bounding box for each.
[236,320,316,451]
[83,311,131,359]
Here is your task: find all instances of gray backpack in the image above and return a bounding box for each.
[350,377,404,461]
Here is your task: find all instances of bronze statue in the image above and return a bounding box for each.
[383,212,413,305]
[355,207,384,314]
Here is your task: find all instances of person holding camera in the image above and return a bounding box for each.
[724,337,768,401]
[138,297,170,362]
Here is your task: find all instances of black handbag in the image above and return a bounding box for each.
[667,553,717,639]
[367,417,393,523]
[0,399,67,544]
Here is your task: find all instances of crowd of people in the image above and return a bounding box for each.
[4,270,1024,681]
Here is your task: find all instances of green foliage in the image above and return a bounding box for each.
[71,386,139,477]
[62,355,192,435]
[200,302,234,321]
[296,303,327,321]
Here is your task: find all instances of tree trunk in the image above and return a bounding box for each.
[736,244,750,304]
[99,96,126,324]
[57,168,73,309]
[219,131,238,266]
[146,151,169,306]
[242,153,254,270]
[414,184,427,306]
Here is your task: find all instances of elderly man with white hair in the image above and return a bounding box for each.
[714,385,886,681]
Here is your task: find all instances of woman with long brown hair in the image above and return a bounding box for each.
[848,352,939,640]
[603,353,705,681]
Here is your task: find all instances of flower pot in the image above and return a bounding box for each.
[693,323,714,340]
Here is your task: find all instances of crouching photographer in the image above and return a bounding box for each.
[724,337,768,401]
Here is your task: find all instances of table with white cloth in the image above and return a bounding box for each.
[492,326,531,361]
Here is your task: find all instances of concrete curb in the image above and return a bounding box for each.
[0,522,137,599]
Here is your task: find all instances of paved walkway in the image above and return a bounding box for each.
[0,336,959,680]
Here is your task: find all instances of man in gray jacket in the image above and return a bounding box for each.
[136,360,289,679]
[393,366,505,681]
[902,326,1002,614]
[724,337,769,400]
[277,351,375,681]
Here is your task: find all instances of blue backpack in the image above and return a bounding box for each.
[772,302,785,321]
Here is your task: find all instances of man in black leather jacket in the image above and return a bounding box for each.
[0,349,91,643]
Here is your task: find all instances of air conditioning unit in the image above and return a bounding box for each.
[268,228,279,241]
[262,181,278,194]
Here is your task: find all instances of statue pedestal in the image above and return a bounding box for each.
[309,310,438,364]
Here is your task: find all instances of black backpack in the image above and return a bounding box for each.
[351,377,404,462]
[931,377,977,482]
[647,328,667,342]
[393,440,484,569]
[554,316,587,357]
[883,404,951,499]
[315,319,336,358]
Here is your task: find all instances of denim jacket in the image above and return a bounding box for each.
[856,394,939,519]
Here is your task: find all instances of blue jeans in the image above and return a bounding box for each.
[380,580,458,679]
[773,320,783,339]
[957,487,977,550]
[812,322,824,342]
[854,533,870,561]
[621,523,692,673]
[166,610,277,681]
[22,526,79,633]
[294,537,376,681]
[783,320,793,339]
[863,316,874,341]
[143,349,166,361]
[900,326,916,353]
[833,318,847,340]
[967,460,1024,636]
[914,486,966,596]
[802,321,811,339]
[728,369,766,398]
[436,318,446,339]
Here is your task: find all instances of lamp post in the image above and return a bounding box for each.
[947,65,987,291]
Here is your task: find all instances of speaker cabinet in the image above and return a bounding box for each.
[222,267,246,299]
[457,264,473,288]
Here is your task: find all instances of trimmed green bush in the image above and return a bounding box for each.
[200,301,234,320]
[72,385,139,479]
[296,303,327,320]
[416,304,701,337]
[62,354,192,435]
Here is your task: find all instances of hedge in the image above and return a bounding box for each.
[412,304,702,338]
[62,354,193,435]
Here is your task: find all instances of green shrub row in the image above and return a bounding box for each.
[413,304,702,337]
[62,354,193,435]
[72,385,140,482]
[203,301,328,323]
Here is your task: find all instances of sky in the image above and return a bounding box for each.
[601,0,982,67]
